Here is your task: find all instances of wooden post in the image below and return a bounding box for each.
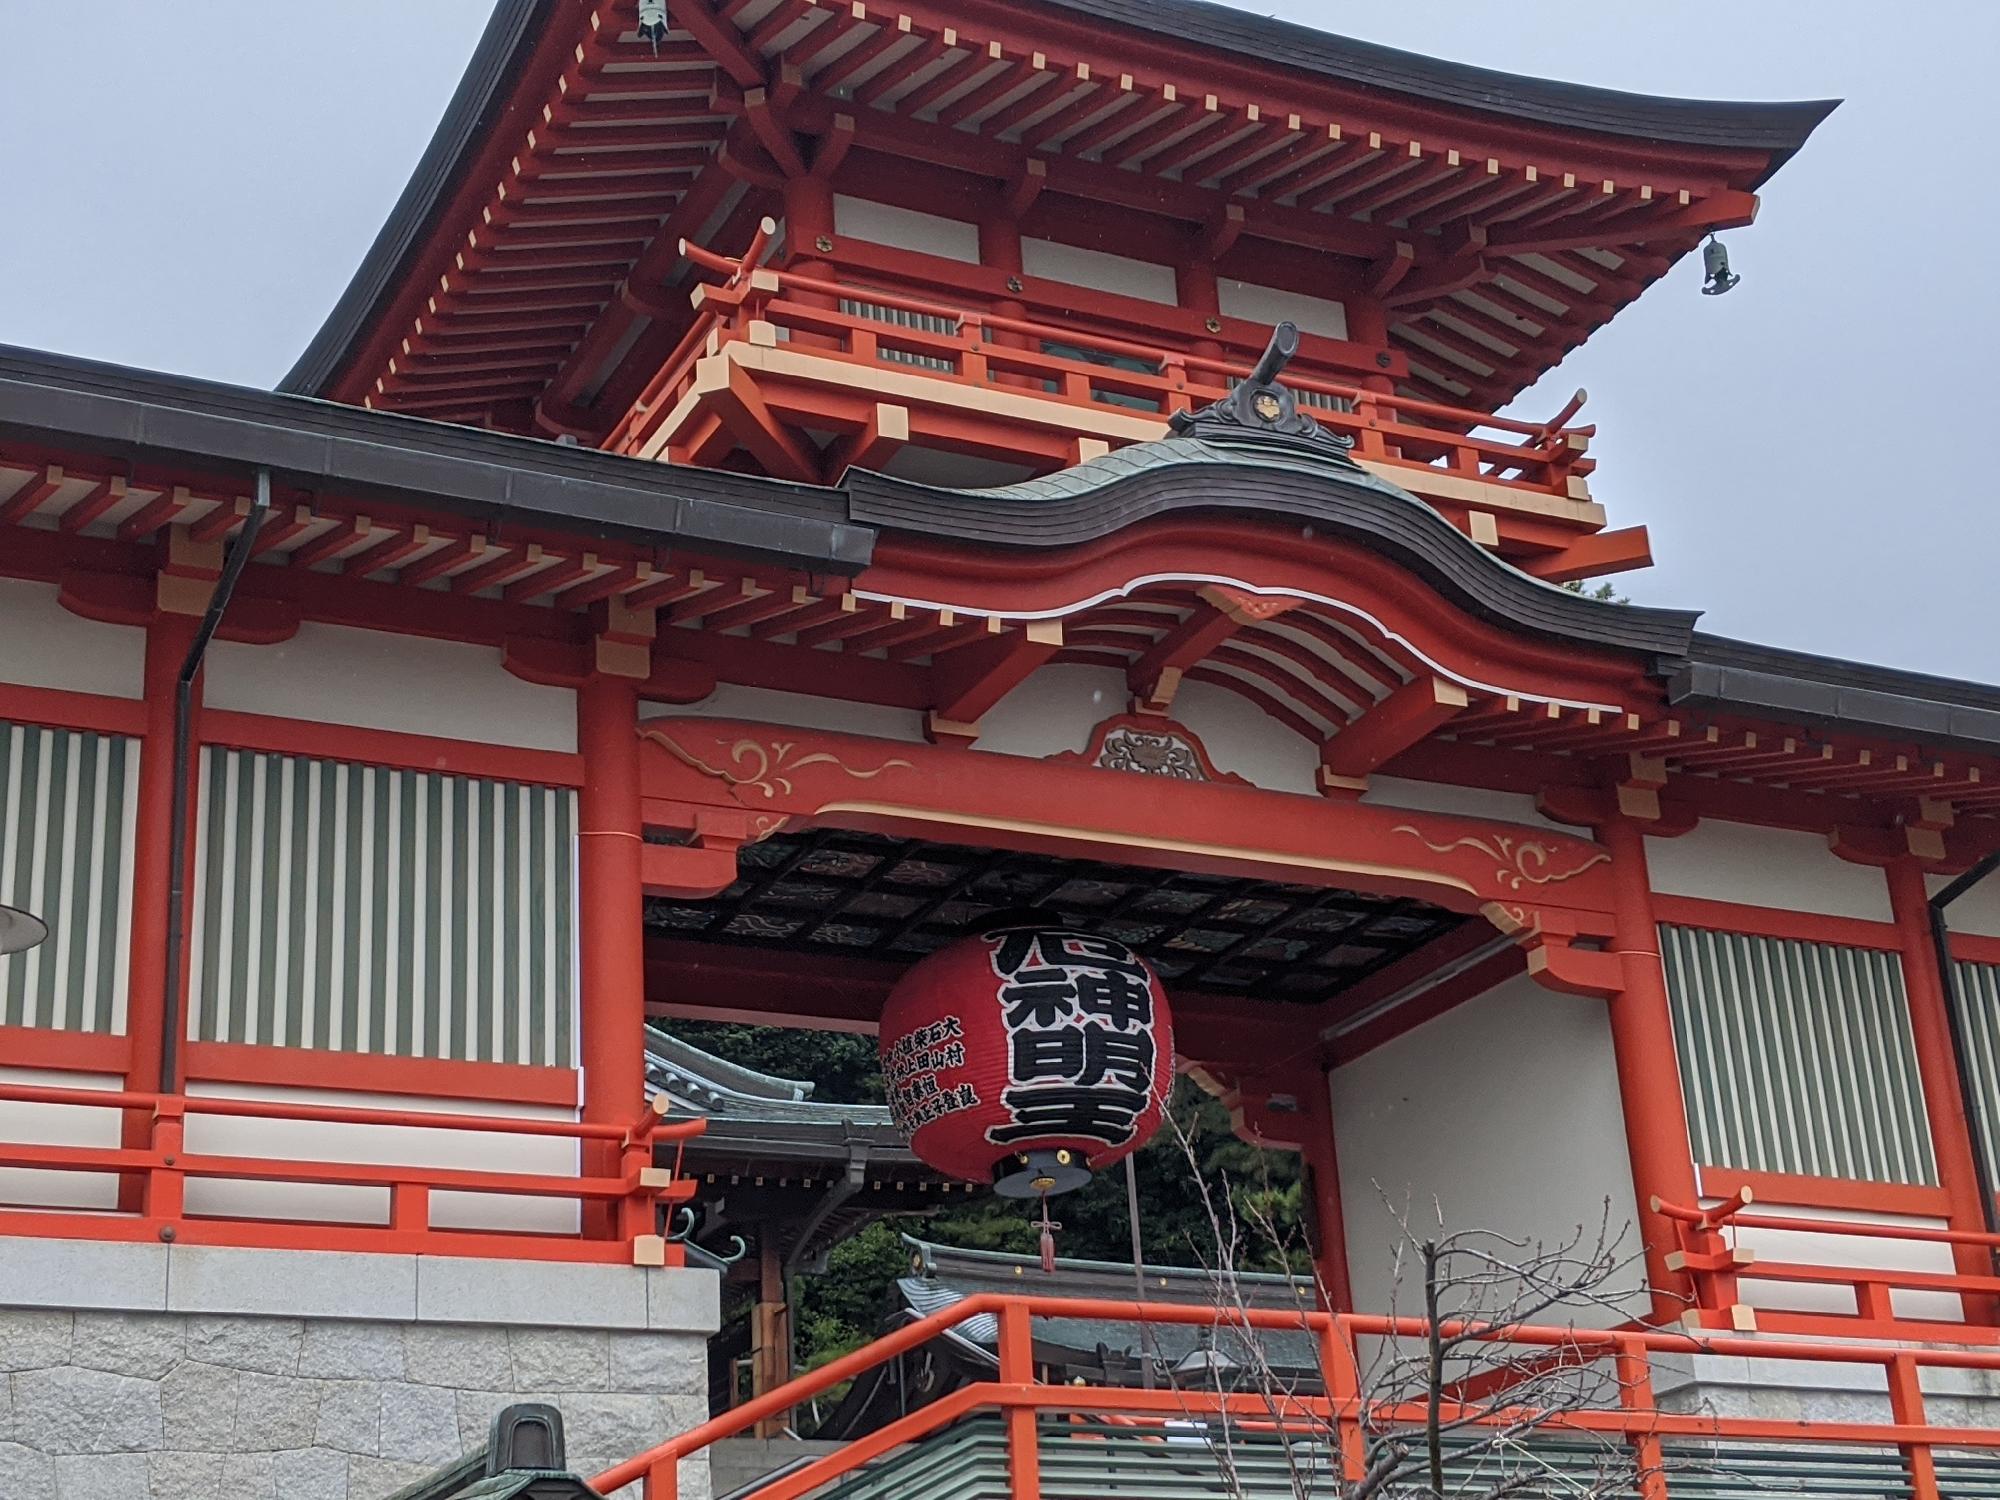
[996,1300,1041,1500]
[576,672,646,1237]
[1884,859,1997,1300]
[1598,819,1702,1319]
[752,1229,794,1437]
[121,609,203,1208]
[980,214,1034,389]
[1295,1067,1356,1312]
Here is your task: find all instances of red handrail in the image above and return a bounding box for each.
[592,1292,2000,1498]
[0,1077,701,1263]
[608,230,1596,490]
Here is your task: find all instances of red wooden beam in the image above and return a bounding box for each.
[669,0,765,86]
[1319,675,1470,788]
[927,620,1062,730]
[0,465,66,525]
[396,534,485,587]
[116,485,197,541]
[451,543,550,596]
[57,477,127,534]
[1126,585,1300,714]
[290,516,374,569]
[343,525,434,579]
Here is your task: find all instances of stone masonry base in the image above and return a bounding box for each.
[0,1240,720,1500]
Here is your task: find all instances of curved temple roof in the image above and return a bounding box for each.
[281,0,1835,423]
[8,340,2000,762]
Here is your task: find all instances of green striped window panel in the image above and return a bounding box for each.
[839,296,957,372]
[1661,924,1937,1186]
[190,747,576,1067]
[0,720,138,1033]
[1950,959,2000,1187]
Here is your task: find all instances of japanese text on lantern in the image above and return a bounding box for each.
[986,930,1158,1149]
[884,1015,978,1130]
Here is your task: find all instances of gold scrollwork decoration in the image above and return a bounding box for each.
[1391,825,1608,891]
[642,730,912,800]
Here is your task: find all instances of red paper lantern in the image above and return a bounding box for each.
[878,918,1174,1197]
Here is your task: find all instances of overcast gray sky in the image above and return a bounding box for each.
[3,3,1992,681]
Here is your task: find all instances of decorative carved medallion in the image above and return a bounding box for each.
[1391,825,1609,891]
[641,730,912,800]
[1051,715,1248,786]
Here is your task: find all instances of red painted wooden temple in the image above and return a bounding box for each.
[7,2,2000,1497]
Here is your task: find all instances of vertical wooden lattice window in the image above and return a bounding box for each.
[0,720,138,1033]
[1661,924,1937,1186]
[191,748,576,1067]
[1950,959,2000,1187]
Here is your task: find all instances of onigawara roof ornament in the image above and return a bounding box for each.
[1167,320,1362,470]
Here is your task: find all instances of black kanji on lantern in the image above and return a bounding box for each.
[984,927,1160,1152]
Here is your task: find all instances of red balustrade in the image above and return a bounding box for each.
[1657,1188,2000,1341]
[592,1291,2000,1500]
[609,229,1595,504]
[0,1077,700,1264]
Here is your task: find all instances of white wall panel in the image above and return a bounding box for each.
[0,577,144,699]
[641,683,925,743]
[1331,974,1643,1324]
[0,1069,122,1210]
[183,1082,582,1234]
[832,195,981,263]
[1020,238,1178,304]
[205,623,576,752]
[1646,821,1893,922]
[1217,279,1348,341]
[1364,776,1567,832]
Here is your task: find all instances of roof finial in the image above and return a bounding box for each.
[1168,319,1359,467]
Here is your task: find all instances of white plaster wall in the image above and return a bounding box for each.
[0,1069,123,1210]
[205,623,577,753]
[1019,238,1179,304]
[1645,821,1893,922]
[1690,1178,1964,1324]
[1166,678,1319,794]
[640,682,925,742]
[967,664,1321,794]
[832,195,980,263]
[1331,974,1643,1324]
[0,577,144,699]
[1217,279,1349,341]
[1931,870,2000,939]
[182,1081,583,1234]
[1364,775,1567,833]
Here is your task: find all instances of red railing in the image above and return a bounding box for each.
[1658,1189,2000,1341]
[609,228,1594,501]
[0,1078,701,1264]
[592,1293,2000,1500]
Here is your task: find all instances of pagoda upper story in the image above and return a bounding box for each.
[284,0,1831,584]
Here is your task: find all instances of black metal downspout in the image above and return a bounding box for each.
[1927,849,2000,1238]
[158,471,271,1093]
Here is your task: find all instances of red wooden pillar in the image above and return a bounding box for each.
[1296,1066,1356,1312]
[979,214,1034,390]
[576,671,647,1235]
[1174,260,1224,403]
[782,175,839,351]
[125,611,200,1107]
[1598,818,1701,1318]
[1884,859,1995,1288]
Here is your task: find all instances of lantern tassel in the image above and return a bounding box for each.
[1036,1195,1060,1273]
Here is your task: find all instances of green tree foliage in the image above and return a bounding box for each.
[671,1023,1303,1373]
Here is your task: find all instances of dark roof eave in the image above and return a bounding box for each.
[845,458,1699,658]
[1043,0,1836,178]
[280,0,1835,397]
[0,344,872,574]
[1671,633,2000,755]
[280,0,555,397]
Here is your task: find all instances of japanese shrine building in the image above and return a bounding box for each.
[4,2,2000,1497]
